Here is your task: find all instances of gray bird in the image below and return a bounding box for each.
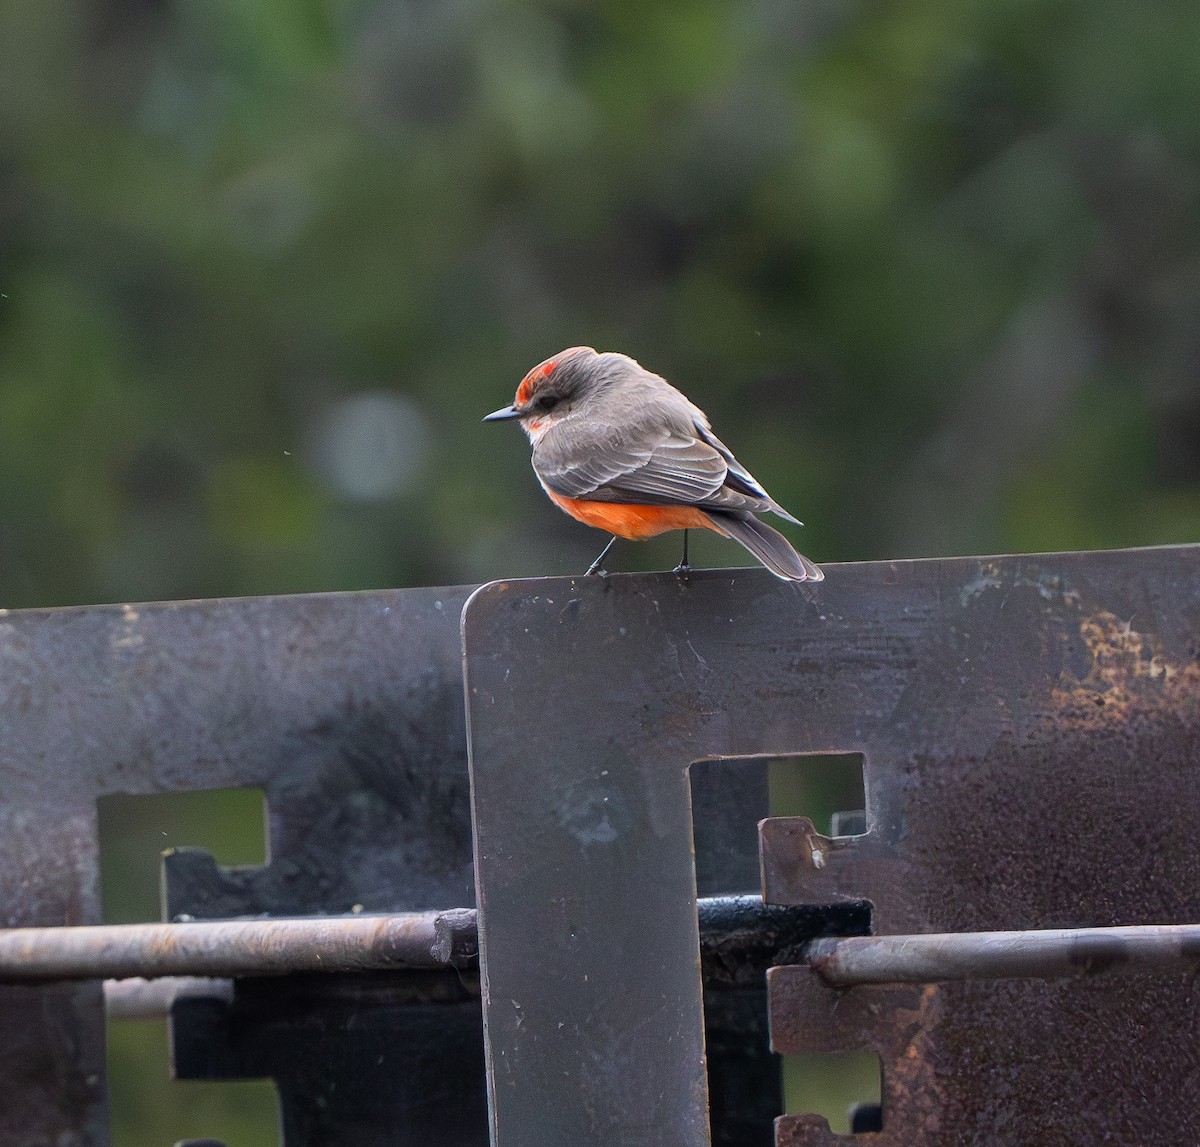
[484,347,823,582]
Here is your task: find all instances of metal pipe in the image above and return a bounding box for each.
[0,913,460,982]
[104,977,233,1020]
[806,924,1200,986]
[12,908,1199,989]
[0,897,792,983]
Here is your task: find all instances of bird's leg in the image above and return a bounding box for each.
[585,535,618,576]
[673,529,691,577]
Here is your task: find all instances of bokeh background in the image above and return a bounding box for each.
[3,0,1199,1142]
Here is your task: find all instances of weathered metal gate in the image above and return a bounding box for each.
[2,544,1198,1145]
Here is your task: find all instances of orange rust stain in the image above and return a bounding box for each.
[1045,607,1200,733]
[546,491,715,539]
[1078,611,1176,687]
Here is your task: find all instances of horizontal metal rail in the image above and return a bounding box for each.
[0,896,817,984]
[0,911,477,982]
[806,924,1200,986]
[8,908,1198,990]
[104,976,233,1020]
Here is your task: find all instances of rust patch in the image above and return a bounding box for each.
[759,549,1200,1144]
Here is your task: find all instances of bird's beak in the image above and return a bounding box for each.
[483,405,522,422]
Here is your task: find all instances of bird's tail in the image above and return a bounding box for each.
[705,511,824,582]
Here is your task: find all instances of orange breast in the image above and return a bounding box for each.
[545,491,715,539]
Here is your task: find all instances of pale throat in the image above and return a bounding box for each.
[522,416,559,444]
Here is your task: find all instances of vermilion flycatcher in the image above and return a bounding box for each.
[485,347,823,582]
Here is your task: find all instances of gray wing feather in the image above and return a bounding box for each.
[706,511,823,581]
[693,422,766,497]
[694,421,803,525]
[535,420,773,513]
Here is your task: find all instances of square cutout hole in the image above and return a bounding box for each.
[769,753,866,837]
[98,789,278,1145]
[781,1050,882,1134]
[98,787,267,924]
[107,1017,280,1147]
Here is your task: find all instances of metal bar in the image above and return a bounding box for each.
[104,977,234,1020]
[0,913,456,982]
[24,906,1199,991]
[807,925,1200,986]
[0,897,821,983]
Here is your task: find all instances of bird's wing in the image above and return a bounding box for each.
[692,421,769,500]
[534,417,771,512]
[692,420,802,524]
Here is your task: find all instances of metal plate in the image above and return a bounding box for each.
[0,586,482,1146]
[170,973,487,1147]
[0,581,783,1145]
[462,546,1200,1145]
[463,568,845,1145]
[761,544,1200,1145]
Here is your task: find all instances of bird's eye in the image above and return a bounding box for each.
[536,394,559,411]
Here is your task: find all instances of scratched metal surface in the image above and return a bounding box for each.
[462,545,1200,1146]
[0,583,781,1146]
[0,586,482,1146]
[760,544,1200,1145]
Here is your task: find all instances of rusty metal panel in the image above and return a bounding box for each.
[0,586,484,1146]
[463,545,1200,1145]
[6,543,1195,1144]
[759,545,1200,1145]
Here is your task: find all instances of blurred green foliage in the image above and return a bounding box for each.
[108,1022,280,1147]
[99,789,273,1144]
[3,0,1198,610]
[3,0,1200,1141]
[98,788,266,924]
[779,1049,880,1135]
[768,754,866,836]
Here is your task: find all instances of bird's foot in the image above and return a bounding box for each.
[673,529,691,579]
[585,535,618,577]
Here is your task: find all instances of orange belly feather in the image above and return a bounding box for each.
[546,490,716,539]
